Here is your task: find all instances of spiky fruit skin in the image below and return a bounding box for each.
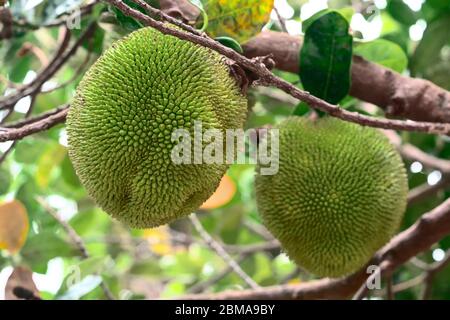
[67,27,247,228]
[255,117,408,278]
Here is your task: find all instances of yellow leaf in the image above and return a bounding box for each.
[143,226,176,255]
[201,175,236,209]
[202,0,274,43]
[0,200,29,254]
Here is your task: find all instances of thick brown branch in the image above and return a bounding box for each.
[243,31,450,124]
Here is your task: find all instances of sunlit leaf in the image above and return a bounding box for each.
[0,200,29,254]
[201,175,236,209]
[200,0,274,43]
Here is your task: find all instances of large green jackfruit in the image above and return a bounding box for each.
[67,27,247,228]
[255,117,408,277]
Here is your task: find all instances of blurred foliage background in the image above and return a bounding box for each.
[0,0,450,300]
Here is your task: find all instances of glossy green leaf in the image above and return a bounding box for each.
[300,11,353,104]
[21,231,78,273]
[354,39,408,73]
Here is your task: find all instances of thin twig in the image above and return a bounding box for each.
[189,213,260,290]
[36,197,115,300]
[393,274,425,293]
[183,198,450,299]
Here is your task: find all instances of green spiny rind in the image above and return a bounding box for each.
[67,26,247,228]
[255,117,408,277]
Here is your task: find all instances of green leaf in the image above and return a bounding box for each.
[55,256,110,298]
[108,0,159,31]
[61,154,82,188]
[354,39,408,73]
[215,36,243,53]
[56,275,102,300]
[387,0,418,26]
[299,11,353,104]
[292,101,310,116]
[199,0,274,43]
[39,0,85,25]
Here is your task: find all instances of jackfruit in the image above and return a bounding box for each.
[255,117,408,277]
[67,27,247,228]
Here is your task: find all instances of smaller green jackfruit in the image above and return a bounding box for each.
[255,117,408,277]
